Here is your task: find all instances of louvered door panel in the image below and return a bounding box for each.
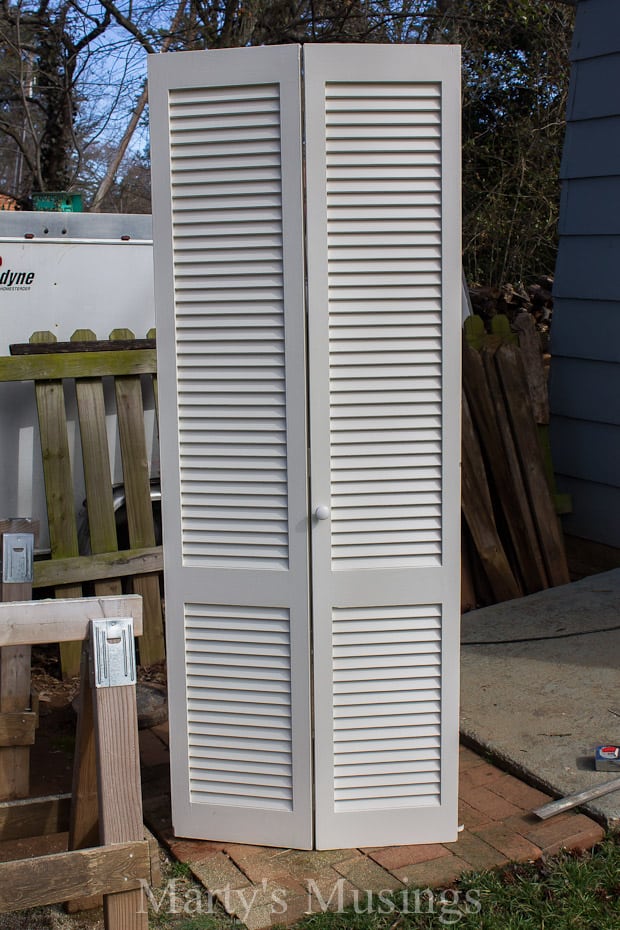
[333,605,442,811]
[185,604,294,810]
[151,42,460,852]
[326,80,443,569]
[170,82,289,568]
[149,45,313,849]
[306,44,461,849]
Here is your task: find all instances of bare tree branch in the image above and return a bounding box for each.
[96,0,157,53]
[91,0,187,211]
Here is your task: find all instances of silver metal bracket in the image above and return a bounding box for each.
[91,618,137,688]
[2,533,34,584]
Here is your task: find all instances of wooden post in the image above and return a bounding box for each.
[110,329,165,667]
[72,329,123,600]
[91,619,148,930]
[66,639,102,913]
[0,518,38,799]
[30,331,83,678]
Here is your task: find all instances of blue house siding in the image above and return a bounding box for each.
[551,0,620,548]
[560,118,620,179]
[552,419,620,486]
[569,0,620,59]
[559,178,620,236]
[555,237,620,301]
[552,359,620,424]
[554,477,620,548]
[551,300,620,363]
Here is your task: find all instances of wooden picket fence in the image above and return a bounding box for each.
[0,329,165,677]
[462,312,570,609]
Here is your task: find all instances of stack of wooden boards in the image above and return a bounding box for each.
[462,312,570,610]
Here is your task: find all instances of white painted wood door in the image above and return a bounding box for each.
[149,45,314,848]
[304,44,461,849]
[150,41,461,851]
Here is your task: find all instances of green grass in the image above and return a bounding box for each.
[289,835,620,930]
[144,835,620,929]
[5,834,620,929]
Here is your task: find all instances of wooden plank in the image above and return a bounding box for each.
[490,313,518,345]
[537,424,572,515]
[93,646,147,930]
[461,520,494,608]
[30,333,82,678]
[0,840,150,912]
[147,829,162,890]
[147,327,159,426]
[513,312,549,425]
[463,313,486,350]
[34,546,163,588]
[0,519,37,799]
[0,712,37,747]
[461,392,522,603]
[0,595,143,647]
[0,348,157,382]
[464,343,548,594]
[11,338,156,355]
[495,343,570,587]
[481,344,549,590]
[72,329,123,601]
[66,640,102,913]
[460,526,477,613]
[0,793,70,842]
[112,329,164,667]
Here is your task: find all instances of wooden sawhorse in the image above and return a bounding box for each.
[0,595,153,929]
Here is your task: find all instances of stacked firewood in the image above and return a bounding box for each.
[468,276,554,351]
[461,306,570,611]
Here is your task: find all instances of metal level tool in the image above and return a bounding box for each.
[534,776,620,820]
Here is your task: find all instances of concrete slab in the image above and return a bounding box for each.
[460,569,620,827]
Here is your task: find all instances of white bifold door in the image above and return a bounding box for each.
[149,42,461,851]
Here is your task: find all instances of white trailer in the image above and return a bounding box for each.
[0,212,156,550]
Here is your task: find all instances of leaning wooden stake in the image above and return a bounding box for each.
[91,618,148,929]
[66,640,101,913]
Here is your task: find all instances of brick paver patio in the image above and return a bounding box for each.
[140,725,605,928]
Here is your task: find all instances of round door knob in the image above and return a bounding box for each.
[314,505,330,521]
